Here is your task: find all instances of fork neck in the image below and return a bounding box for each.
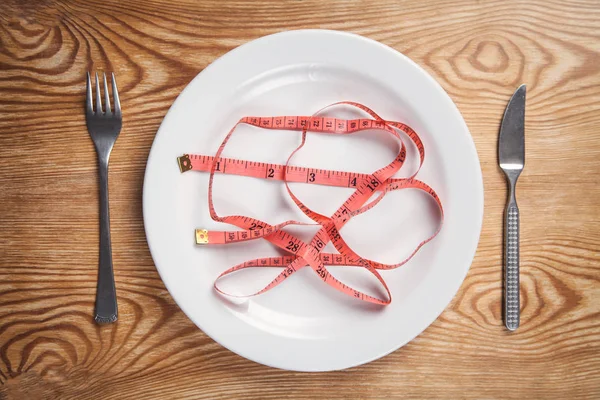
[93,135,115,162]
[97,150,111,166]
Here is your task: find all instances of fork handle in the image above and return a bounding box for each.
[504,191,520,331]
[94,156,118,324]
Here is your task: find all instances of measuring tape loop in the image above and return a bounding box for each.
[179,102,442,304]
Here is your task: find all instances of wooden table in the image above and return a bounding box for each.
[1,0,599,398]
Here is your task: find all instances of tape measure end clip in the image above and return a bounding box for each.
[195,229,209,244]
[178,154,192,173]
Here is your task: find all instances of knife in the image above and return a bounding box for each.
[499,84,526,331]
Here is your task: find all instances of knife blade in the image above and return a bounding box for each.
[499,84,525,331]
[500,85,526,170]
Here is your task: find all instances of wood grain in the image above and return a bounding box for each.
[1,0,599,398]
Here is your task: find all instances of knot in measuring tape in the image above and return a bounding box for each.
[178,101,443,305]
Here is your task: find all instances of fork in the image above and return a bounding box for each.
[86,72,122,324]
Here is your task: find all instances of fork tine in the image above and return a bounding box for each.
[86,72,93,114]
[112,73,121,116]
[95,72,102,114]
[103,73,111,114]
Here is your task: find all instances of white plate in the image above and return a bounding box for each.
[143,30,483,371]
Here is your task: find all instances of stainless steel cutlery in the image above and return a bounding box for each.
[498,84,526,331]
[85,72,122,324]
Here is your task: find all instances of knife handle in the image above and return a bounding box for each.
[504,200,520,331]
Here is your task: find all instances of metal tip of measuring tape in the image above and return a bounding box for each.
[177,154,192,173]
[195,229,209,244]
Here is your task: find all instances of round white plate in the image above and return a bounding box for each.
[143,30,483,371]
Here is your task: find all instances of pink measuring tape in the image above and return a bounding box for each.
[177,102,443,305]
